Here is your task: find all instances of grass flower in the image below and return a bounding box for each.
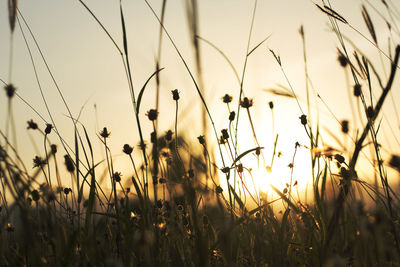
[4,84,16,98]
[222,94,232,103]
[27,119,38,130]
[240,97,253,108]
[171,89,180,100]
[146,109,158,121]
[99,127,110,138]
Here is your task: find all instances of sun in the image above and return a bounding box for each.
[219,136,313,205]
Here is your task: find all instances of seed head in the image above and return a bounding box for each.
[334,154,345,164]
[64,188,71,195]
[99,127,110,138]
[44,124,53,134]
[221,129,229,140]
[268,101,274,109]
[341,120,349,133]
[222,94,232,103]
[51,144,57,155]
[229,111,235,121]
[123,144,133,155]
[64,154,75,173]
[299,114,307,125]
[4,84,16,98]
[33,156,46,168]
[240,97,253,108]
[338,54,348,67]
[113,172,122,182]
[165,130,173,141]
[171,89,180,101]
[353,84,361,97]
[27,119,38,130]
[389,155,400,172]
[197,135,205,145]
[146,109,158,121]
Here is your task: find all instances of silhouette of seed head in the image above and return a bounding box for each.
[4,84,16,98]
[229,111,235,121]
[33,156,46,168]
[341,120,349,133]
[146,109,158,121]
[100,127,110,138]
[354,84,361,97]
[165,130,173,141]
[198,135,205,145]
[300,115,307,125]
[27,119,38,130]
[64,155,75,173]
[113,172,122,182]
[123,144,133,155]
[240,97,253,108]
[44,124,53,134]
[222,94,232,103]
[221,129,229,140]
[172,89,180,101]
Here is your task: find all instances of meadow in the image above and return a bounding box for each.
[1,0,400,266]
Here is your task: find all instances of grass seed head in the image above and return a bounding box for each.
[4,84,16,98]
[113,172,122,182]
[229,111,235,121]
[221,129,229,140]
[172,89,180,100]
[44,123,53,134]
[341,120,349,133]
[338,54,348,67]
[146,109,158,121]
[354,84,362,97]
[27,119,38,130]
[389,155,400,172]
[33,156,47,168]
[300,114,307,125]
[165,130,173,141]
[50,144,57,154]
[222,94,232,103]
[197,135,205,145]
[64,155,75,173]
[123,144,133,155]
[99,127,110,138]
[240,97,253,108]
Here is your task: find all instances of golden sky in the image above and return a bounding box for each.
[1,0,399,196]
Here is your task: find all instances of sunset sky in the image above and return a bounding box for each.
[1,0,399,196]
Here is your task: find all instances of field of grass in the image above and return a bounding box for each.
[1,0,400,266]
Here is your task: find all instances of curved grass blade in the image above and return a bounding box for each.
[136,68,164,114]
[230,147,263,167]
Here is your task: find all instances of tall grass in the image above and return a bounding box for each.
[1,1,400,266]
